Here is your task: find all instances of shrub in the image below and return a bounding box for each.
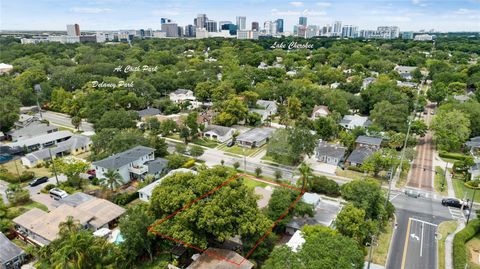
[19,171,35,182]
[182,159,196,168]
[309,176,341,197]
[453,219,480,269]
[255,167,262,177]
[112,192,139,206]
[7,189,31,205]
[439,151,467,161]
[0,172,17,183]
[347,165,364,173]
[42,184,56,193]
[233,162,240,170]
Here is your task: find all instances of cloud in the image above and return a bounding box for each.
[271,8,301,16]
[453,8,476,15]
[316,2,332,7]
[70,7,112,14]
[412,0,427,6]
[289,1,304,7]
[302,9,327,16]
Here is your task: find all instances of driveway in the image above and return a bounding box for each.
[24,174,67,210]
[304,156,337,174]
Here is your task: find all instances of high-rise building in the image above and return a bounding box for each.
[251,22,259,31]
[237,30,258,40]
[305,25,319,38]
[219,21,232,30]
[275,19,284,33]
[161,18,172,24]
[377,26,400,39]
[333,21,342,36]
[341,25,358,38]
[299,16,307,26]
[66,24,80,36]
[205,20,218,32]
[236,16,246,30]
[297,25,307,37]
[401,31,414,40]
[221,23,237,35]
[263,21,277,35]
[196,14,208,29]
[161,22,179,37]
[184,25,196,37]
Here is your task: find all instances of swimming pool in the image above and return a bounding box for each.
[0,155,13,164]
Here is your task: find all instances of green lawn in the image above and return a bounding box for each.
[438,220,458,269]
[191,137,219,148]
[434,166,448,196]
[453,177,480,202]
[370,221,394,266]
[218,145,259,156]
[1,159,52,178]
[242,177,270,189]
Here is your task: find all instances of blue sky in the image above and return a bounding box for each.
[1,0,479,32]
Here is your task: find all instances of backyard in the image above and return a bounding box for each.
[1,159,52,178]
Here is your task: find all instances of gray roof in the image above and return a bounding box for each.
[236,128,275,143]
[58,192,95,207]
[24,135,91,163]
[92,146,155,170]
[7,122,58,141]
[356,136,383,146]
[9,130,73,148]
[315,141,346,159]
[454,95,470,102]
[204,124,234,137]
[137,108,160,118]
[287,198,342,229]
[0,232,24,264]
[256,100,277,111]
[394,65,417,73]
[173,89,191,95]
[466,136,480,148]
[340,115,371,128]
[146,158,169,174]
[347,147,376,164]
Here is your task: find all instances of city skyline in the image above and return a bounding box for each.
[1,0,480,32]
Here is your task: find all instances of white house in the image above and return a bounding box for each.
[8,130,73,152]
[92,146,155,183]
[169,89,196,103]
[339,115,371,130]
[203,124,235,143]
[249,100,278,122]
[310,105,330,119]
[138,169,198,202]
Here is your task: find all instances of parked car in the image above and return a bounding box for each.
[430,111,435,115]
[226,140,235,147]
[442,198,468,209]
[49,188,68,200]
[28,176,48,187]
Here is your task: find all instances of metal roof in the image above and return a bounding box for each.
[356,135,383,146]
[0,232,24,264]
[346,147,376,164]
[315,141,346,159]
[9,130,73,148]
[92,145,155,170]
[137,108,160,118]
[236,128,275,143]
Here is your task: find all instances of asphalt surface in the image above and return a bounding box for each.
[24,174,67,210]
[387,189,462,269]
[36,111,94,132]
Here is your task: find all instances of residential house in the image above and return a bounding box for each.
[203,124,235,143]
[286,230,305,253]
[92,146,155,183]
[310,105,330,119]
[453,95,470,103]
[21,134,92,168]
[169,89,196,103]
[469,160,480,181]
[7,122,58,142]
[394,65,417,77]
[345,136,383,166]
[138,169,198,202]
[285,192,342,235]
[0,232,26,269]
[136,107,161,121]
[145,158,169,179]
[236,128,275,148]
[362,77,376,90]
[466,136,480,156]
[330,82,340,89]
[186,248,254,269]
[13,193,125,246]
[397,81,418,88]
[339,115,371,130]
[314,140,347,166]
[8,130,73,152]
[249,100,278,122]
[14,114,39,128]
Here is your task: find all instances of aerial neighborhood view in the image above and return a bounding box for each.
[1,0,480,268]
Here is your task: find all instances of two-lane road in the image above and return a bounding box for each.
[36,111,94,132]
[400,218,438,269]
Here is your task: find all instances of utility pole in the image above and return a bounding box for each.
[48,148,59,185]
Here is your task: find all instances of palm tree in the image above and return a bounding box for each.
[58,216,81,236]
[299,162,312,191]
[102,170,123,191]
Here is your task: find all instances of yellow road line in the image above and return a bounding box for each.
[401,218,412,269]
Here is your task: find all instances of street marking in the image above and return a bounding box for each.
[401,218,412,269]
[390,193,400,201]
[420,222,424,257]
[410,217,438,227]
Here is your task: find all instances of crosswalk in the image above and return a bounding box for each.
[448,206,466,221]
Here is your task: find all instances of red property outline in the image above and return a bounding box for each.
[147,173,305,267]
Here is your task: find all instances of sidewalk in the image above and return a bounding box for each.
[445,220,465,269]
[433,153,455,197]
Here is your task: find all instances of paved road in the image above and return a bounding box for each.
[36,111,94,132]
[407,104,435,191]
[387,188,462,269]
[24,174,67,210]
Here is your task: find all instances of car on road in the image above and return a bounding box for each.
[28,176,48,187]
[430,111,435,115]
[441,198,468,209]
[405,189,421,198]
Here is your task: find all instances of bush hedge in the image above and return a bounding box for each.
[309,176,341,197]
[112,192,138,206]
[439,151,467,161]
[453,219,480,269]
[347,165,364,173]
